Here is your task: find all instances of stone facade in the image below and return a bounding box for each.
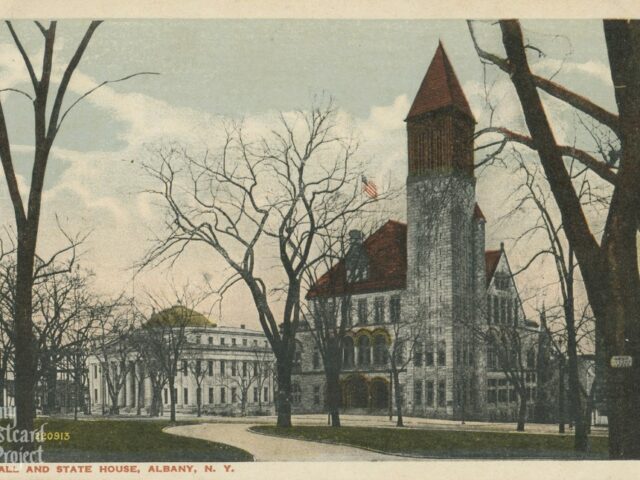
[292,43,539,422]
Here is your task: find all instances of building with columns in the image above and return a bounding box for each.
[293,43,539,421]
[87,306,275,416]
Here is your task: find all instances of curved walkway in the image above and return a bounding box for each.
[165,423,410,461]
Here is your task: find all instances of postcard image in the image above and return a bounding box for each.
[0,5,638,479]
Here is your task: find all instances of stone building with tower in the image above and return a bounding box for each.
[292,43,540,421]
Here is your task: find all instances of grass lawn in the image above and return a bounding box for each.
[1,419,253,462]
[251,425,609,459]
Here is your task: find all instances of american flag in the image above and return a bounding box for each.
[361,175,378,199]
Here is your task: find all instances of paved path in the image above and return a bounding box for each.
[165,423,410,461]
[159,413,607,436]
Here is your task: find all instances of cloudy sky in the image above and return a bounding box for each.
[0,19,615,328]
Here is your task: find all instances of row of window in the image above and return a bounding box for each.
[487,294,519,326]
[201,336,268,347]
[307,339,453,370]
[413,379,447,407]
[486,379,536,404]
[413,342,446,367]
[179,359,266,378]
[161,386,270,405]
[93,359,268,380]
[314,296,402,327]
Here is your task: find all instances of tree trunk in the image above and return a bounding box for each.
[0,367,5,416]
[392,368,403,427]
[498,19,640,459]
[149,387,161,417]
[276,361,292,427]
[197,386,202,417]
[14,227,37,433]
[566,324,588,450]
[169,378,176,422]
[325,367,341,427]
[137,378,144,416]
[73,375,79,420]
[44,363,57,415]
[516,393,527,432]
[108,383,120,415]
[558,358,565,434]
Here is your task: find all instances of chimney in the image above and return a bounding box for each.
[349,230,364,245]
[240,324,245,329]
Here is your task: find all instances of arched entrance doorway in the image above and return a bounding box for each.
[369,377,389,410]
[341,374,368,409]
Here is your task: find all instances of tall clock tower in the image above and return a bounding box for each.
[405,42,482,417]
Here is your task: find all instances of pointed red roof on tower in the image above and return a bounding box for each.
[406,42,475,122]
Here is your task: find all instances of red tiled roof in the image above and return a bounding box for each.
[485,249,502,287]
[406,42,475,122]
[307,220,407,298]
[307,216,500,297]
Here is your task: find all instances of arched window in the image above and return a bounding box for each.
[358,336,371,366]
[342,337,355,368]
[373,335,388,365]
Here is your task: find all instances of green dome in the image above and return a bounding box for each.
[146,305,216,328]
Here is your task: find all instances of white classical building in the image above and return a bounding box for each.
[293,43,539,422]
[87,307,275,416]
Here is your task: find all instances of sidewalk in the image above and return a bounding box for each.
[165,423,408,461]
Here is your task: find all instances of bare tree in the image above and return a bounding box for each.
[188,359,208,417]
[505,152,598,449]
[92,299,138,414]
[302,216,385,427]
[387,312,424,427]
[484,321,536,431]
[143,98,384,427]
[139,288,209,422]
[32,261,92,414]
[61,286,98,420]
[134,334,167,418]
[223,360,263,416]
[468,19,640,458]
[251,346,275,412]
[0,21,158,430]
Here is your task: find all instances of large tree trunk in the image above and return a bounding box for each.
[108,382,120,415]
[498,19,640,459]
[325,367,341,427]
[601,21,640,459]
[149,386,162,417]
[14,229,37,432]
[276,361,292,427]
